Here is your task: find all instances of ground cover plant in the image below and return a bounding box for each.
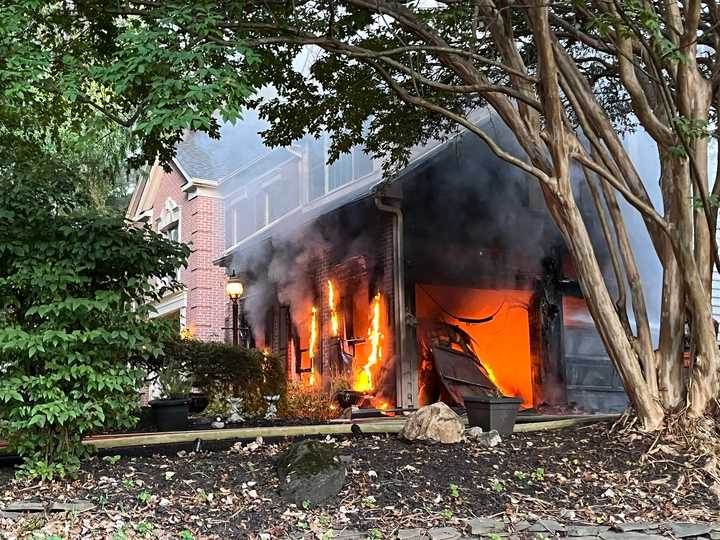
[0,422,718,539]
[0,177,189,479]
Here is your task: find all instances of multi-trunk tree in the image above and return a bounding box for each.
[5,0,720,430]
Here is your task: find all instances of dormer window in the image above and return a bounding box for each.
[159,199,181,242]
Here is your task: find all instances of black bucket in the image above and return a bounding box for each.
[149,398,191,432]
[464,396,523,434]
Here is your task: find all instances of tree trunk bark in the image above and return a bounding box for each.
[657,152,687,409]
[545,184,665,430]
[657,255,687,409]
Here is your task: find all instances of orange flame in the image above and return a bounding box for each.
[353,292,383,393]
[375,399,391,410]
[328,280,339,337]
[309,306,318,385]
[483,362,502,392]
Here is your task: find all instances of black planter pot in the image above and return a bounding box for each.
[464,395,523,435]
[189,392,209,414]
[149,398,190,432]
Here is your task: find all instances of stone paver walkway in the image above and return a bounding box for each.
[314,518,720,540]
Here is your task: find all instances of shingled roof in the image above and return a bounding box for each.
[175,111,269,181]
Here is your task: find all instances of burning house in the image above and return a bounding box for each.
[216,113,628,415]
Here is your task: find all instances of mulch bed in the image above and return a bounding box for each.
[1,422,718,539]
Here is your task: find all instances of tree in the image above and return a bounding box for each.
[0,170,189,478]
[5,0,720,429]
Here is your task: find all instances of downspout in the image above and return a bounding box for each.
[374,195,408,408]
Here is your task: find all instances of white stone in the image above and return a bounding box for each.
[466,426,484,439]
[469,430,502,447]
[400,402,464,444]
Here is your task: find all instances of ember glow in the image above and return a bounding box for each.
[309,306,318,385]
[353,292,383,393]
[328,280,339,337]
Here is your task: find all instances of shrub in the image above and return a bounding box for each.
[0,178,189,479]
[279,382,339,421]
[161,337,286,415]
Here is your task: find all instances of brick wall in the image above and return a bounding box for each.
[185,194,227,341]
[147,166,228,341]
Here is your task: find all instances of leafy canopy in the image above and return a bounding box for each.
[0,0,258,169]
[0,175,189,479]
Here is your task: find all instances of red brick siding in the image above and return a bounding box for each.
[146,167,228,342]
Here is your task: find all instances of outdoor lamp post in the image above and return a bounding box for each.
[225,273,244,346]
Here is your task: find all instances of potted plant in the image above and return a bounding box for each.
[149,360,193,432]
[463,394,523,435]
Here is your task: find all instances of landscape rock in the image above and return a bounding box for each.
[528,519,565,533]
[468,429,502,447]
[599,531,665,540]
[669,523,712,538]
[466,426,484,438]
[428,527,462,540]
[0,511,21,521]
[332,530,366,539]
[400,402,464,444]
[276,440,346,505]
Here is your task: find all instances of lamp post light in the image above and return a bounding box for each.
[225,272,244,346]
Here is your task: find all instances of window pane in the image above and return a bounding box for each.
[268,175,300,222]
[328,152,353,190]
[353,146,373,178]
[255,193,266,230]
[233,199,254,241]
[308,138,326,200]
[167,224,179,242]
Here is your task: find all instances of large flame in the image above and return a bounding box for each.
[309,306,318,385]
[353,292,383,393]
[328,280,339,337]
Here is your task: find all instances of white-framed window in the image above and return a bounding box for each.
[158,199,182,284]
[226,167,302,246]
[159,199,181,239]
[307,136,374,201]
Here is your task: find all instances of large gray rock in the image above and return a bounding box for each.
[400,402,464,444]
[276,440,346,505]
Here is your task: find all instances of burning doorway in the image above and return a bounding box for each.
[415,285,533,408]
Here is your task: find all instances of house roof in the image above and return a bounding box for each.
[175,112,269,181]
[126,111,273,220]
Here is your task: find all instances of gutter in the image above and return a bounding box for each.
[374,195,408,408]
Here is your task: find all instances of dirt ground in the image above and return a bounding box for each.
[1,422,718,539]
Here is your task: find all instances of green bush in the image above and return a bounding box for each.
[0,177,189,479]
[162,337,286,415]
